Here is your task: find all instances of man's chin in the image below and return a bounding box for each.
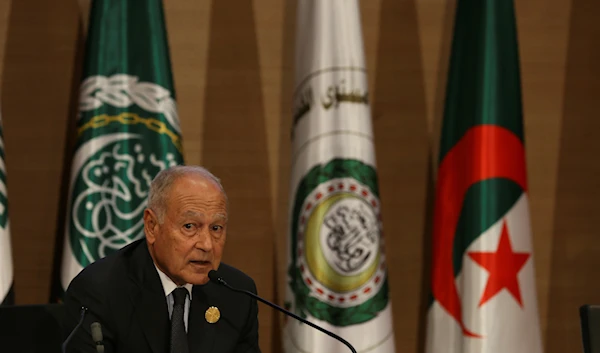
[184,270,212,285]
[190,277,210,286]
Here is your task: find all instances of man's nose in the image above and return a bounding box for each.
[195,228,213,252]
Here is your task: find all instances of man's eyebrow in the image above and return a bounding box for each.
[182,210,203,217]
[179,211,227,221]
[214,213,228,221]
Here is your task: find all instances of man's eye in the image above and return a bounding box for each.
[184,224,194,230]
[211,225,222,231]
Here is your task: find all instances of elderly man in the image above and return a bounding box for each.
[63,166,260,353]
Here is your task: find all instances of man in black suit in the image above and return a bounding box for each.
[63,166,260,353]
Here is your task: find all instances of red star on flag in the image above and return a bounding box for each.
[467,221,530,308]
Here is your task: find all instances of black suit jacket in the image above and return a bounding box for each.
[63,239,260,353]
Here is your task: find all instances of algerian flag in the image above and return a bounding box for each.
[0,112,14,305]
[284,1,396,352]
[58,0,184,294]
[425,0,543,352]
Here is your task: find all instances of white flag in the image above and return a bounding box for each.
[0,112,14,305]
[283,1,396,352]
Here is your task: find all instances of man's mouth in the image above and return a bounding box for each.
[190,260,211,267]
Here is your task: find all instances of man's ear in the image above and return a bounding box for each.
[144,208,160,244]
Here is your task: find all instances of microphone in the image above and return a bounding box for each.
[208,270,357,353]
[62,306,88,353]
[91,322,105,353]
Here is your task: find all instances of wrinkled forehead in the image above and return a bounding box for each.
[160,174,227,212]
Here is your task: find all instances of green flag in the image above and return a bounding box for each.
[58,0,184,293]
[0,112,14,305]
[425,0,542,352]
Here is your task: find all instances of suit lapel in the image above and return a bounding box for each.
[128,242,170,353]
[188,283,218,353]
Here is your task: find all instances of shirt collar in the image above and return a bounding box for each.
[153,263,193,301]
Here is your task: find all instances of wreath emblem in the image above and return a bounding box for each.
[287,158,389,326]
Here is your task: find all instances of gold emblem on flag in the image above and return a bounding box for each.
[205,306,220,324]
[304,193,380,292]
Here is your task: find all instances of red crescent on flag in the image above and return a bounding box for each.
[431,124,528,337]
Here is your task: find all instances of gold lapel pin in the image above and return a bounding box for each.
[205,306,220,324]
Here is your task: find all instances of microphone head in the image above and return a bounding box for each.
[90,322,103,342]
[208,270,219,283]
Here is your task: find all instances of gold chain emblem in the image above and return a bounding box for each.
[78,112,182,153]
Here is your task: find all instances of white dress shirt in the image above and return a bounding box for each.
[154,264,193,332]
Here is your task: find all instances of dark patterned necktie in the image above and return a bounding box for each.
[170,287,189,353]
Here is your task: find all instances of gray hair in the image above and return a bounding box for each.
[147,165,227,223]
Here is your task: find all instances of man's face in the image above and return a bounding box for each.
[144,175,227,285]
